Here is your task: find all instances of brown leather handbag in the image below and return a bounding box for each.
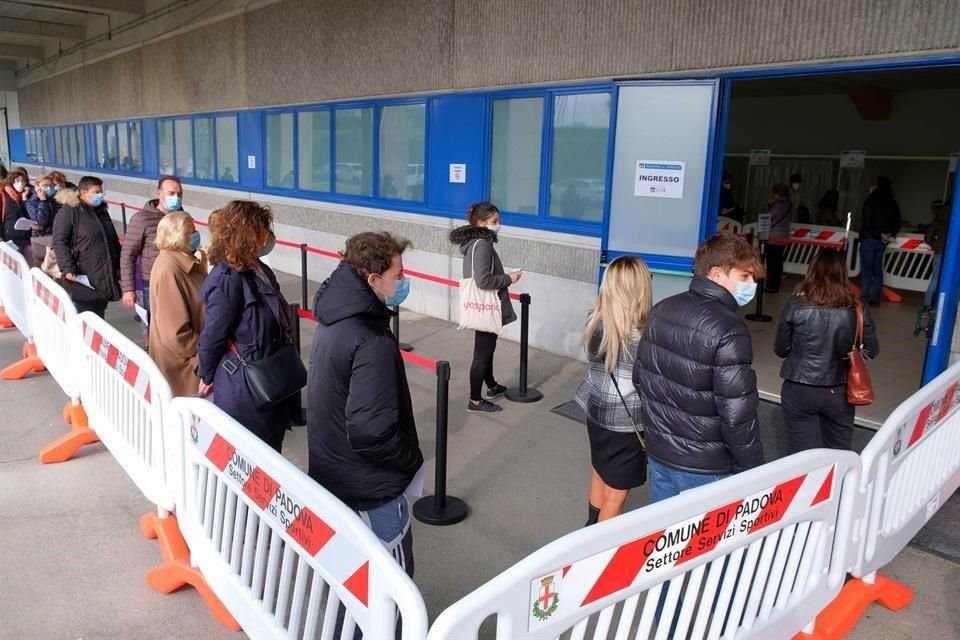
[846,302,875,405]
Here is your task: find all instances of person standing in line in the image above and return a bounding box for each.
[789,172,808,223]
[633,233,764,502]
[120,176,185,322]
[718,171,745,224]
[196,201,294,452]
[148,212,206,397]
[922,196,951,313]
[1,168,36,262]
[764,183,793,293]
[449,202,522,413]
[576,256,652,524]
[815,188,842,227]
[307,231,423,576]
[858,176,901,307]
[25,174,60,234]
[51,176,121,318]
[775,250,879,453]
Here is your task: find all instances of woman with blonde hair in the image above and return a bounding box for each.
[148,212,206,397]
[575,256,652,524]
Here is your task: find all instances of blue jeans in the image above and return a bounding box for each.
[924,253,943,309]
[648,457,729,503]
[358,495,414,577]
[859,238,886,304]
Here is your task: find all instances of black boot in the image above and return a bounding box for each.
[585,503,601,527]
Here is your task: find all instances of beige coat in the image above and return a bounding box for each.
[149,250,206,397]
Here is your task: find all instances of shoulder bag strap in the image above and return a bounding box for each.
[852,302,864,350]
[609,372,645,449]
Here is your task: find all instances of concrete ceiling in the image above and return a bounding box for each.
[732,66,960,99]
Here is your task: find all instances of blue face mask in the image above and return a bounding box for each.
[382,277,410,307]
[733,280,757,307]
[44,186,57,198]
[188,231,202,253]
[90,193,105,207]
[163,195,182,211]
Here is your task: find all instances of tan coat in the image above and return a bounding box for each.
[149,250,206,397]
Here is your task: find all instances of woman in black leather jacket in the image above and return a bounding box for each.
[774,249,879,453]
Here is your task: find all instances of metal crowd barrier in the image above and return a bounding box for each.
[0,241,44,379]
[881,234,935,293]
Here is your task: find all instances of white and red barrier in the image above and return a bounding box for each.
[30,268,95,461]
[717,216,742,235]
[429,450,861,640]
[168,397,429,639]
[0,242,44,379]
[881,234,935,293]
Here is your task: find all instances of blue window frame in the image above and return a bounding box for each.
[156,112,239,186]
[90,120,144,174]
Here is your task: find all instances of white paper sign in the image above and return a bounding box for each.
[634,161,685,199]
[749,149,771,166]
[247,155,256,169]
[840,150,866,169]
[757,213,772,240]
[449,163,466,184]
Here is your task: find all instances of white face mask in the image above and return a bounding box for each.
[486,223,501,234]
[12,181,24,193]
[791,182,801,191]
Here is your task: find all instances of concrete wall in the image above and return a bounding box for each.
[18,0,960,126]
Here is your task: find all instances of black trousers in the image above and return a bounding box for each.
[469,331,499,401]
[74,299,109,319]
[765,244,785,292]
[781,380,855,455]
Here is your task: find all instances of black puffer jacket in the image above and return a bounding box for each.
[51,196,121,303]
[774,296,879,386]
[634,276,763,474]
[306,261,423,510]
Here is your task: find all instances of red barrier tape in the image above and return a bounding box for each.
[296,308,437,373]
[108,200,523,300]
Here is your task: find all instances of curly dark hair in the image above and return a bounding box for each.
[343,232,412,278]
[208,200,273,271]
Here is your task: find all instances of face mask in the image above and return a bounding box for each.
[188,231,202,253]
[723,183,732,190]
[791,183,801,191]
[44,186,57,198]
[733,281,757,307]
[89,193,105,207]
[13,181,24,193]
[259,236,275,257]
[163,195,182,211]
[486,223,501,234]
[382,277,410,307]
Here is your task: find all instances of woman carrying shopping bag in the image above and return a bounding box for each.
[575,256,652,524]
[449,202,522,413]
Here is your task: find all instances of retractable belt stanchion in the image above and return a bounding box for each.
[505,293,543,403]
[299,243,309,310]
[391,305,413,352]
[746,239,773,322]
[414,360,468,525]
[288,303,306,426]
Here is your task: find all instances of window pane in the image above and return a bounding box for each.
[490,98,543,214]
[379,104,425,202]
[158,121,174,175]
[175,119,192,177]
[77,127,86,166]
[548,93,610,222]
[334,108,373,196]
[129,121,142,172]
[42,129,49,162]
[55,128,63,165]
[266,112,294,188]
[108,124,119,169]
[298,111,330,192]
[216,116,238,183]
[66,129,74,166]
[118,123,130,171]
[194,118,214,180]
[96,125,106,167]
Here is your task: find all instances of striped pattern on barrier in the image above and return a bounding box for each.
[898,380,959,454]
[33,277,66,322]
[888,237,932,253]
[788,227,846,247]
[82,320,152,402]
[191,416,371,608]
[1,250,21,276]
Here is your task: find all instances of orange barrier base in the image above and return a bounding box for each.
[0,307,12,329]
[39,403,97,463]
[1,341,45,380]
[796,574,913,640]
[849,282,902,303]
[141,511,241,631]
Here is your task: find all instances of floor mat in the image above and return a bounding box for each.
[551,397,959,564]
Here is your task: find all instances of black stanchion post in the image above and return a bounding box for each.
[746,239,773,323]
[288,303,307,426]
[391,305,413,352]
[300,243,309,311]
[505,293,543,403]
[121,203,128,235]
[414,361,467,525]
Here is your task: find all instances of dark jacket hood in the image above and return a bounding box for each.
[140,199,165,218]
[449,225,497,253]
[313,261,393,325]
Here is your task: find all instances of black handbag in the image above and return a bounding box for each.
[228,340,307,411]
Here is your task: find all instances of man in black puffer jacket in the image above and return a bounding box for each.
[634,233,764,502]
[307,231,423,577]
